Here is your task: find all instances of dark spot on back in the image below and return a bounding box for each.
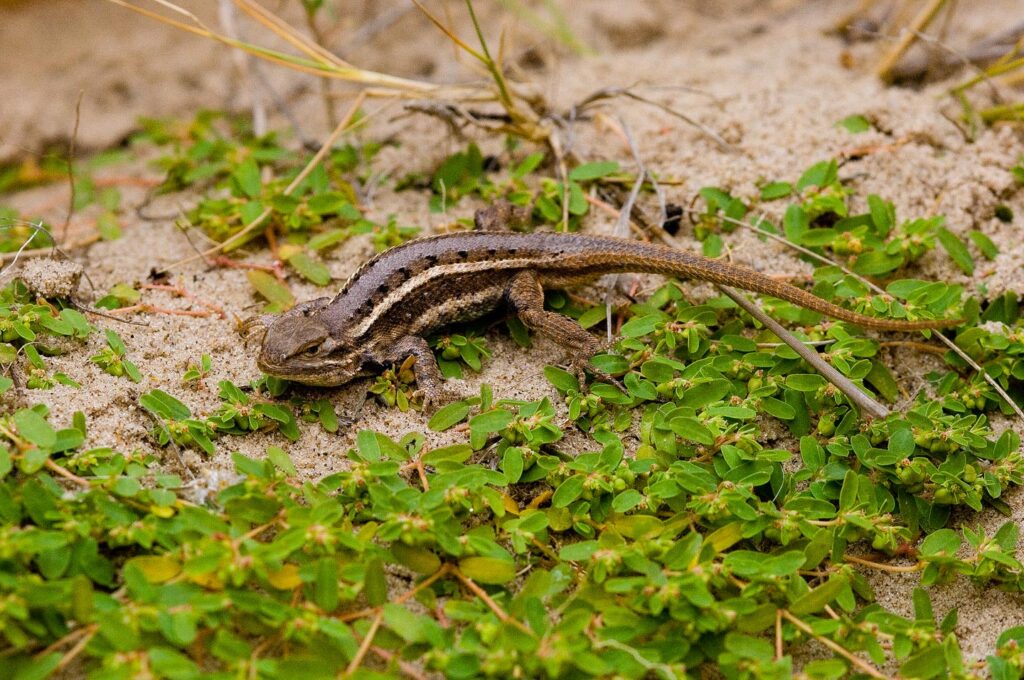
[377,283,389,293]
[487,248,497,256]
[458,249,469,258]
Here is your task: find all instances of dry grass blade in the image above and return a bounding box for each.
[574,86,731,151]
[719,285,889,420]
[875,0,950,81]
[234,0,342,66]
[106,0,439,92]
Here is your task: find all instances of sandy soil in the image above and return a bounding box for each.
[3,0,1024,666]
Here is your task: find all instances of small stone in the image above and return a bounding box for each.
[15,257,84,299]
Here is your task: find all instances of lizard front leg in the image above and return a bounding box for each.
[385,335,451,411]
[506,271,604,383]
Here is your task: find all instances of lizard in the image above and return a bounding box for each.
[252,204,959,407]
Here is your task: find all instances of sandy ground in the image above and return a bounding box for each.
[3,0,1024,667]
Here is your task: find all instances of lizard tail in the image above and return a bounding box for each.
[589,240,962,331]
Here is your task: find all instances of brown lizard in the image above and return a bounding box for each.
[253,207,958,406]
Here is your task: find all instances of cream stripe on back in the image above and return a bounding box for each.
[350,255,560,337]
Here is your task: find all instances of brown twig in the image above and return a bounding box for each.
[452,567,534,636]
[140,283,228,319]
[781,610,888,679]
[843,554,923,573]
[343,608,383,676]
[45,459,91,488]
[211,255,287,280]
[107,304,218,319]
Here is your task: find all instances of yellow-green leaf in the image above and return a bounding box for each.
[128,555,181,583]
[247,270,294,311]
[458,556,516,584]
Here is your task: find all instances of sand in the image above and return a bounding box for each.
[3,0,1024,667]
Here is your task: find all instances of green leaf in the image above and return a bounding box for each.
[458,556,516,584]
[364,558,388,606]
[853,250,904,276]
[569,161,619,182]
[469,409,514,434]
[789,573,848,615]
[900,647,947,679]
[13,409,56,449]
[12,653,61,680]
[544,365,580,393]
[866,360,900,403]
[920,528,961,557]
[266,446,297,475]
[888,427,916,457]
[421,444,472,465]
[796,160,838,191]
[233,158,262,198]
[867,194,895,234]
[247,270,294,311]
[937,227,974,275]
[287,252,331,286]
[968,230,998,259]
[552,475,584,508]
[501,447,524,483]
[428,401,470,431]
[760,181,792,200]
[140,389,192,420]
[391,544,441,574]
[786,374,826,392]
[612,489,644,513]
[837,114,870,133]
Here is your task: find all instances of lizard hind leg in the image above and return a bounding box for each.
[506,271,606,384]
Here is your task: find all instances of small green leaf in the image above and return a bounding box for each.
[544,365,579,393]
[140,389,192,420]
[428,401,470,431]
[937,227,974,275]
[837,114,871,133]
[233,158,262,198]
[569,161,619,182]
[287,252,331,286]
[789,573,849,615]
[968,230,998,260]
[760,181,792,200]
[458,556,516,584]
[13,409,56,449]
[247,270,294,311]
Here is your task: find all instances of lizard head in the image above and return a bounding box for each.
[255,298,370,387]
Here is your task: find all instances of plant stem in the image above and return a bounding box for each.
[718,284,889,420]
[781,610,889,679]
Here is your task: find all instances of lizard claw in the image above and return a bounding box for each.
[414,383,461,414]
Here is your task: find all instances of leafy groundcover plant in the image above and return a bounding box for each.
[3,118,1024,678]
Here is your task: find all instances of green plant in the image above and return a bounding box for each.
[90,329,142,382]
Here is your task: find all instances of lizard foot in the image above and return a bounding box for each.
[414,382,462,414]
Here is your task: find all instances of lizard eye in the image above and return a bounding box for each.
[303,345,320,356]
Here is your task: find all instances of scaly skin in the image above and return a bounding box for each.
[255,216,958,404]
